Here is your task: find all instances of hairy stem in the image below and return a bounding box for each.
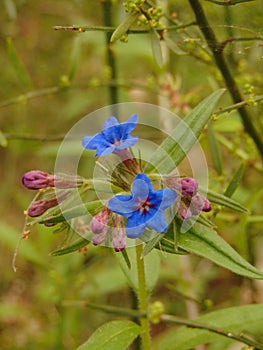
[136,243,152,350]
[189,0,263,158]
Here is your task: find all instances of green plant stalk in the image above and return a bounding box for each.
[101,0,118,105]
[135,243,152,350]
[189,0,263,159]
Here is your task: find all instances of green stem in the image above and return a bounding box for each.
[135,243,152,350]
[189,0,263,159]
[101,0,118,105]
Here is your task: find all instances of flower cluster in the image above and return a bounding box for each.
[164,177,211,221]
[22,114,212,252]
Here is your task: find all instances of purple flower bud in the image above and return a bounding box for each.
[53,174,84,188]
[190,194,209,216]
[27,190,71,217]
[89,208,110,234]
[178,206,192,221]
[22,170,50,190]
[202,198,212,212]
[27,199,58,217]
[180,178,198,197]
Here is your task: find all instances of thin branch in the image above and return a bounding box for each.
[161,314,263,349]
[205,0,255,5]
[53,22,197,34]
[189,0,263,159]
[214,94,263,115]
[218,36,263,53]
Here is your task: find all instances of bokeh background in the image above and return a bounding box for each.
[0,1,263,349]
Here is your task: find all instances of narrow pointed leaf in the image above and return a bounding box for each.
[76,320,141,350]
[110,13,139,43]
[170,220,263,279]
[151,29,163,67]
[157,304,263,350]
[68,36,81,81]
[50,237,90,256]
[164,32,186,55]
[203,188,248,213]
[224,163,245,198]
[207,122,222,175]
[7,37,32,90]
[145,89,225,174]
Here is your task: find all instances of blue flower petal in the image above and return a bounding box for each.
[147,211,168,233]
[159,189,177,210]
[131,174,153,199]
[126,216,146,238]
[103,116,119,130]
[115,135,139,150]
[118,114,138,134]
[108,195,138,217]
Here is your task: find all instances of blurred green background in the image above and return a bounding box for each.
[0,1,263,349]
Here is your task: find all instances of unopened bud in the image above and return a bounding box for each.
[22,170,50,190]
[89,208,110,234]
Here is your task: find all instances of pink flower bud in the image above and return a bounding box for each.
[180,178,198,197]
[92,231,107,246]
[27,199,58,217]
[22,170,50,190]
[202,198,212,212]
[178,206,192,221]
[89,208,110,234]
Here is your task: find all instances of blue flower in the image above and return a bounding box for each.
[108,173,177,238]
[82,114,138,156]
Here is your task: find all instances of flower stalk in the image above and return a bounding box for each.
[135,243,152,350]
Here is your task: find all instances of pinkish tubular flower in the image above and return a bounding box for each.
[178,206,192,221]
[22,170,50,190]
[92,231,107,246]
[89,208,110,234]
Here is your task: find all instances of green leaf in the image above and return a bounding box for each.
[204,188,248,213]
[207,122,222,175]
[163,32,186,55]
[7,37,32,90]
[150,29,163,67]
[145,89,225,174]
[76,320,141,350]
[0,130,8,147]
[116,247,161,293]
[110,13,139,43]
[171,220,263,279]
[224,163,245,198]
[156,304,263,350]
[50,237,90,256]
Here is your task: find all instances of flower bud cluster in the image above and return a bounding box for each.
[165,177,211,221]
[89,208,126,252]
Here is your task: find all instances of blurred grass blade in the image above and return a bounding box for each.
[203,188,248,213]
[224,163,245,198]
[0,130,8,147]
[7,37,33,90]
[207,121,222,175]
[151,29,163,67]
[4,0,17,20]
[68,36,81,82]
[51,237,90,256]
[76,320,141,350]
[145,89,225,174]
[110,13,139,43]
